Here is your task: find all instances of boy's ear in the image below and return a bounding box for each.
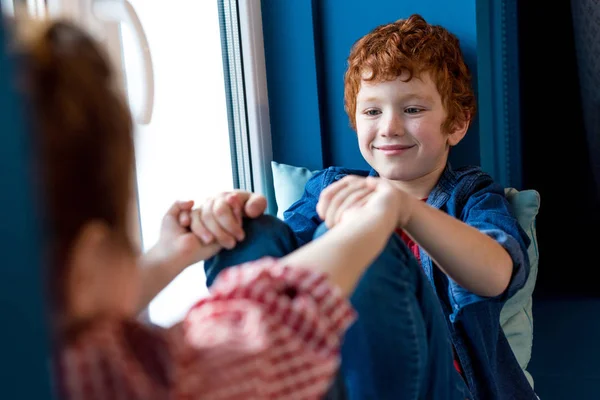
[447,113,470,147]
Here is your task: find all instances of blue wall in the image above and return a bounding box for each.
[261,0,480,171]
[261,0,324,170]
[0,18,55,399]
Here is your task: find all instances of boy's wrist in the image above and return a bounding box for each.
[396,192,419,230]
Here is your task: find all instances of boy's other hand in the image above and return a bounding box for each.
[317,175,375,228]
[317,176,410,229]
[187,191,267,250]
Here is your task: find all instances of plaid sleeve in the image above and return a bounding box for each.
[175,257,356,400]
[56,320,174,400]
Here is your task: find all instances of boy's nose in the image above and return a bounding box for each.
[381,113,404,137]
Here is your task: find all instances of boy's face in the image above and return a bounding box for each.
[355,71,466,185]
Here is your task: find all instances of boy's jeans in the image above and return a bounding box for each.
[205,215,471,400]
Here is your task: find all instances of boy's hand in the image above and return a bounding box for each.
[317,176,375,228]
[188,191,267,249]
[317,176,411,229]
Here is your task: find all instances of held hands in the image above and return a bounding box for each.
[150,191,266,273]
[148,200,222,271]
[316,176,413,230]
[154,177,409,271]
[150,178,409,278]
[187,191,267,249]
[137,194,266,308]
[136,201,224,311]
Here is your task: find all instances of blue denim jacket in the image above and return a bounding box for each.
[283,163,537,400]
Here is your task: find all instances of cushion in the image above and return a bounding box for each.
[271,161,316,219]
[501,187,541,388]
[271,161,541,387]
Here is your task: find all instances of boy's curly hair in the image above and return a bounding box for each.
[344,14,476,133]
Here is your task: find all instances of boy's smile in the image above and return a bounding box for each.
[372,143,416,156]
[355,71,468,197]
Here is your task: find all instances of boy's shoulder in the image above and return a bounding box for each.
[307,166,371,189]
[314,166,371,180]
[448,164,493,184]
[434,164,509,213]
[309,164,502,200]
[309,164,500,196]
[441,164,501,196]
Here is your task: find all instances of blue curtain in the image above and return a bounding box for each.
[572,0,600,200]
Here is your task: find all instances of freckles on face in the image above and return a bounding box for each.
[353,73,451,180]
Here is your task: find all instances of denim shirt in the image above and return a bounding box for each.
[283,163,537,400]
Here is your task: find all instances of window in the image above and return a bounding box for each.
[38,0,273,327]
[121,0,235,327]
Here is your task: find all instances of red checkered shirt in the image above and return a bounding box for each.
[55,257,356,400]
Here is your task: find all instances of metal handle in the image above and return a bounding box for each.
[93,0,154,125]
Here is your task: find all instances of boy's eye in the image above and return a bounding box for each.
[365,109,381,116]
[405,107,422,114]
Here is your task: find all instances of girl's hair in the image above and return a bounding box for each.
[14,19,135,313]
